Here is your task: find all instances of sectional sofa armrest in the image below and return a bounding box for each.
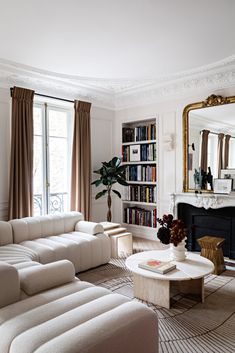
[19,260,76,295]
[0,261,20,308]
[75,220,104,235]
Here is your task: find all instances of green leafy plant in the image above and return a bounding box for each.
[91,157,128,222]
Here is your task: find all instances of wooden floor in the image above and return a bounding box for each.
[133,237,163,252]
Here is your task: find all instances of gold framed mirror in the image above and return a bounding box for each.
[183,94,235,192]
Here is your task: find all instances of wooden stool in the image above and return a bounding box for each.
[197,236,225,275]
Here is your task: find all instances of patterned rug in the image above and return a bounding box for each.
[79,258,235,353]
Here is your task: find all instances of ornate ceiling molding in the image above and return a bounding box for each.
[0,55,235,110]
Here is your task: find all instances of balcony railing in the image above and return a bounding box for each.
[33,192,68,216]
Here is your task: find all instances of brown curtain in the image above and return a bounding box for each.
[200,129,210,172]
[217,133,225,177]
[70,100,91,220]
[224,134,231,169]
[8,87,35,220]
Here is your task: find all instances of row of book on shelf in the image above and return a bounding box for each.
[122,143,156,162]
[124,185,156,203]
[124,207,157,228]
[122,124,156,143]
[125,165,156,182]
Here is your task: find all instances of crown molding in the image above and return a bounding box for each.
[114,56,235,109]
[0,59,115,109]
[0,56,235,110]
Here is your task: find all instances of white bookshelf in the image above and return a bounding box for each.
[121,118,157,235]
[122,139,156,146]
[127,181,156,185]
[122,161,156,165]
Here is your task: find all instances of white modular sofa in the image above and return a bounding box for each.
[0,259,158,353]
[0,213,158,353]
[0,212,111,273]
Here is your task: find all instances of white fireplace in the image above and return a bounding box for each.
[170,192,235,216]
[170,192,235,259]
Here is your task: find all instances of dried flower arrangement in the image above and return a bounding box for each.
[157,214,187,246]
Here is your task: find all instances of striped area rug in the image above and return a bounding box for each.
[79,258,235,353]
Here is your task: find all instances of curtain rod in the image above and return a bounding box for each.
[200,130,235,139]
[10,87,74,104]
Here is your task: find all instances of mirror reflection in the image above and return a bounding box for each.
[183,95,235,192]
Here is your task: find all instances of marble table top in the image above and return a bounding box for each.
[125,249,214,281]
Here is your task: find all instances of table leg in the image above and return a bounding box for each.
[178,278,204,303]
[133,274,170,309]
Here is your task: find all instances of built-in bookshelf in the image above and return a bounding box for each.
[121,118,157,233]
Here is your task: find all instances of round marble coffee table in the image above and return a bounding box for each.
[125,249,214,309]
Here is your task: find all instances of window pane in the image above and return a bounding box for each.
[48,108,72,214]
[208,134,218,178]
[34,107,43,135]
[33,135,43,216]
[33,103,72,216]
[49,137,68,193]
[48,109,68,137]
[229,139,235,168]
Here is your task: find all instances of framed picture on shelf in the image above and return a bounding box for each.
[220,169,235,191]
[213,178,232,194]
[130,145,140,162]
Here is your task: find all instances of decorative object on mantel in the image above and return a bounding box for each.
[91,157,128,222]
[157,214,188,261]
[213,178,232,194]
[193,167,213,191]
[220,169,235,191]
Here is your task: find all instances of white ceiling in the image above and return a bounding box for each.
[0,0,235,80]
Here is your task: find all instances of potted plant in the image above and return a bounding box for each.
[91,157,128,222]
[157,214,188,261]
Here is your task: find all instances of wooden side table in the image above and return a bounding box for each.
[197,236,225,275]
[100,222,133,258]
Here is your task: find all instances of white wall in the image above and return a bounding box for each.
[112,86,235,238]
[90,106,115,222]
[1,83,235,227]
[0,87,115,221]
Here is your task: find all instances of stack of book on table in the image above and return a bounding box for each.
[138,259,176,274]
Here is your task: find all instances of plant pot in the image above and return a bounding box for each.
[170,239,187,261]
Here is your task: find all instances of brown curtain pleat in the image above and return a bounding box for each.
[8,86,35,220]
[217,133,225,177]
[200,129,210,172]
[224,134,231,169]
[70,100,91,220]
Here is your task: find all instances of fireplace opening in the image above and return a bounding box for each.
[178,203,235,259]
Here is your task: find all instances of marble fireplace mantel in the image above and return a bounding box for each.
[170,192,235,216]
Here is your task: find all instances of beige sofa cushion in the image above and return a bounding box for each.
[0,221,13,245]
[75,221,104,235]
[0,243,39,265]
[0,280,158,353]
[18,232,111,273]
[10,212,84,244]
[19,260,75,295]
[0,261,20,308]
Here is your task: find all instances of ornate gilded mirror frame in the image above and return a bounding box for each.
[183,94,235,192]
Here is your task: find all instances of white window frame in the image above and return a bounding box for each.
[33,100,73,215]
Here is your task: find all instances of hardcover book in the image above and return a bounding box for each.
[138,259,176,274]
